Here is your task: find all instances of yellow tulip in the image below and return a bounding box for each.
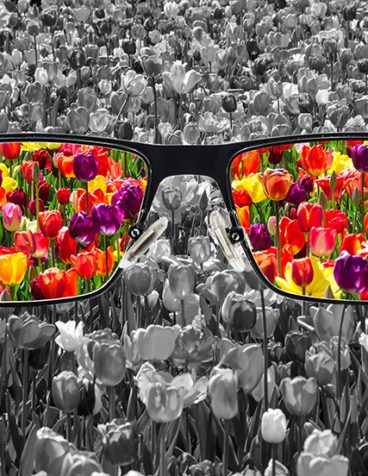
[21,142,60,152]
[327,151,353,175]
[88,175,107,193]
[0,252,28,286]
[0,163,9,177]
[232,173,266,203]
[2,177,18,193]
[275,257,330,298]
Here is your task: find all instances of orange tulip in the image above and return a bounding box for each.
[70,251,98,279]
[236,205,250,232]
[280,217,306,255]
[340,231,365,255]
[55,153,75,178]
[94,246,114,277]
[300,145,329,176]
[0,142,21,160]
[0,251,28,286]
[38,267,78,299]
[259,168,293,201]
[254,247,293,284]
[231,150,260,178]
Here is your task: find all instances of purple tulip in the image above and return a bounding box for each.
[299,175,314,194]
[248,224,272,252]
[92,204,122,236]
[73,152,99,182]
[333,251,368,294]
[352,144,368,173]
[285,183,307,207]
[111,183,144,219]
[69,212,97,247]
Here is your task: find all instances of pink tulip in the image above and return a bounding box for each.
[309,227,337,257]
[2,202,23,232]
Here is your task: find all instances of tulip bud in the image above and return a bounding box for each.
[358,59,368,75]
[32,161,40,184]
[221,291,257,332]
[305,349,335,386]
[222,94,237,113]
[208,366,238,419]
[168,263,195,300]
[285,331,312,362]
[261,409,287,444]
[280,377,317,416]
[161,186,182,211]
[52,371,81,412]
[188,236,211,265]
[343,5,356,21]
[268,216,277,235]
[124,262,157,296]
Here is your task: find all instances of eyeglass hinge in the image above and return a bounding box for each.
[226,225,245,244]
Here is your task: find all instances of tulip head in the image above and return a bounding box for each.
[2,202,23,232]
[124,262,158,296]
[259,168,293,201]
[221,291,257,332]
[261,408,287,444]
[168,263,196,300]
[99,419,139,466]
[93,340,126,387]
[208,366,238,420]
[52,371,80,413]
[309,227,337,257]
[280,377,317,416]
[188,236,211,265]
[146,381,184,423]
[291,258,314,288]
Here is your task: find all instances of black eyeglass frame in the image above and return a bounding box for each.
[0,131,366,307]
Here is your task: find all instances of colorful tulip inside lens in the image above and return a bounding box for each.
[309,227,337,257]
[0,142,21,160]
[258,168,294,201]
[333,251,368,294]
[291,258,314,288]
[73,152,99,182]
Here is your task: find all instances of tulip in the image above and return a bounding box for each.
[73,152,99,182]
[28,198,45,216]
[259,168,293,201]
[305,350,335,386]
[188,236,211,265]
[34,427,74,474]
[52,371,81,412]
[146,382,184,423]
[69,212,97,247]
[299,175,314,194]
[38,267,78,299]
[93,340,126,386]
[291,258,314,288]
[301,145,329,177]
[221,291,257,332]
[111,182,144,218]
[297,452,349,476]
[0,251,27,287]
[92,204,122,236]
[99,419,139,466]
[250,307,280,340]
[352,144,368,172]
[38,210,63,238]
[333,251,368,294]
[2,202,22,232]
[57,187,71,205]
[56,227,78,264]
[280,377,317,416]
[7,188,26,207]
[285,183,307,208]
[297,203,323,233]
[221,344,263,393]
[7,312,55,350]
[325,210,348,233]
[168,263,195,300]
[261,409,287,444]
[0,142,20,160]
[70,251,97,280]
[208,366,238,419]
[60,453,103,476]
[124,262,157,296]
[285,332,312,362]
[312,304,355,342]
[309,227,337,257]
[14,230,49,259]
[161,186,182,211]
[55,320,84,354]
[248,224,272,252]
[56,153,76,178]
[133,324,180,361]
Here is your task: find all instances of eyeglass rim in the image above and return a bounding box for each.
[0,131,367,307]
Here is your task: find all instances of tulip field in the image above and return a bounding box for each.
[2,0,368,476]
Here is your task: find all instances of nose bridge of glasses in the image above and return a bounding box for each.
[144,145,233,213]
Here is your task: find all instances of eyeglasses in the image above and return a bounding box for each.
[0,131,367,310]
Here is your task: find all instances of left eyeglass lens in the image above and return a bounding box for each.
[0,141,147,302]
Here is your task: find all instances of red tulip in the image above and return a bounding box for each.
[15,230,49,259]
[38,210,63,238]
[315,175,344,201]
[291,258,314,287]
[21,161,36,183]
[94,246,114,276]
[309,227,337,257]
[231,150,260,178]
[55,227,78,264]
[232,189,252,207]
[73,188,108,214]
[56,187,71,205]
[70,251,98,279]
[38,267,78,299]
[1,142,21,160]
[300,145,328,176]
[297,202,324,233]
[254,247,293,284]
[325,209,348,233]
[280,217,306,255]
[55,153,75,178]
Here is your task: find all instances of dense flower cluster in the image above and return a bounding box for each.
[0,141,146,300]
[231,139,368,299]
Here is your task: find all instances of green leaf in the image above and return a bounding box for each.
[19,422,40,476]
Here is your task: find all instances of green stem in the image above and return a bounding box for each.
[275,202,281,276]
